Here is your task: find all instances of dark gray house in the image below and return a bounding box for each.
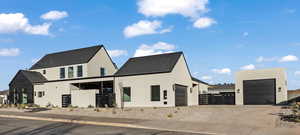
[9,70,47,104]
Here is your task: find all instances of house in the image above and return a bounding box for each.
[287,89,300,103]
[9,45,207,108]
[0,90,9,104]
[235,68,288,105]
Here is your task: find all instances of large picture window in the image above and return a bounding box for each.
[151,85,160,101]
[77,65,83,77]
[123,87,131,102]
[68,67,74,78]
[60,68,65,79]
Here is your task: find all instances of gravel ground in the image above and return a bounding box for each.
[1,105,296,128]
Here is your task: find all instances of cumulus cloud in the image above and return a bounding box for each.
[193,17,216,29]
[138,0,209,18]
[134,42,175,57]
[201,75,212,80]
[0,48,20,56]
[137,0,215,29]
[123,20,172,38]
[0,13,51,35]
[41,10,68,20]
[240,64,255,70]
[212,68,231,75]
[279,55,298,62]
[108,50,128,57]
[243,32,249,36]
[256,56,277,63]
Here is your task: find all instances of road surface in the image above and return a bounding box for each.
[0,117,207,135]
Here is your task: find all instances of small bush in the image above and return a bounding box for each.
[94,108,100,112]
[88,105,94,108]
[153,107,157,109]
[174,110,178,113]
[167,113,173,118]
[140,108,144,112]
[112,109,117,114]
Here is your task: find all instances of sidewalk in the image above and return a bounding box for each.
[0,111,299,135]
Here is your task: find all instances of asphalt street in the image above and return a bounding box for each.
[0,117,208,135]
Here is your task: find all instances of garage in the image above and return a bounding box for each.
[243,79,276,105]
[175,84,187,106]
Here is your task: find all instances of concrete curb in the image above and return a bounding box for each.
[0,114,217,135]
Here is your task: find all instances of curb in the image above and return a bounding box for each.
[0,114,217,135]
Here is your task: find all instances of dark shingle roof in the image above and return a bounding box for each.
[191,77,209,85]
[115,52,183,76]
[20,70,48,83]
[30,45,103,70]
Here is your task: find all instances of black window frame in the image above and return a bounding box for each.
[68,66,74,78]
[151,85,161,101]
[77,65,83,77]
[100,67,105,76]
[123,87,131,102]
[60,67,65,79]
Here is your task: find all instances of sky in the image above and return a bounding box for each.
[0,0,300,90]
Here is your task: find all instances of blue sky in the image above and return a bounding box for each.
[0,0,300,90]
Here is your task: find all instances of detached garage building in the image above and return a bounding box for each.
[235,68,288,105]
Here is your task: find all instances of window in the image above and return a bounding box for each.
[38,92,43,97]
[123,87,131,102]
[68,67,74,78]
[100,67,106,76]
[77,65,83,77]
[34,91,36,97]
[60,68,65,79]
[151,85,160,101]
[163,90,167,100]
[43,70,46,74]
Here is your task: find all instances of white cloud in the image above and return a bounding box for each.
[193,72,199,75]
[41,10,68,20]
[279,55,298,62]
[285,9,296,14]
[193,17,216,29]
[123,20,171,38]
[243,32,249,36]
[256,56,277,63]
[295,71,300,76]
[212,68,231,75]
[240,64,255,70]
[134,42,175,57]
[108,50,128,57]
[201,75,212,80]
[138,0,209,18]
[0,13,51,35]
[0,48,20,56]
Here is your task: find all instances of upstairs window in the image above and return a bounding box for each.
[77,65,83,77]
[151,85,160,101]
[68,67,74,78]
[100,67,106,76]
[60,68,65,79]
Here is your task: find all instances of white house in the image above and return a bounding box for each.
[9,45,207,108]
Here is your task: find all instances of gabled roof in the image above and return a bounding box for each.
[19,70,48,83]
[208,83,235,90]
[191,77,209,85]
[114,52,183,76]
[30,45,103,70]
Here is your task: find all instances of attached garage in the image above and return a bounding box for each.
[243,79,276,105]
[175,84,188,106]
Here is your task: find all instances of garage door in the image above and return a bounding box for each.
[243,79,276,105]
[175,84,187,106]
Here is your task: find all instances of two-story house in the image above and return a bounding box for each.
[9,45,208,108]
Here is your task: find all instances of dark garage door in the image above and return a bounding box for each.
[243,79,276,105]
[175,84,187,106]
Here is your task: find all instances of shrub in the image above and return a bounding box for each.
[153,107,157,109]
[94,108,100,112]
[167,113,173,118]
[140,108,144,112]
[88,105,94,108]
[112,109,117,114]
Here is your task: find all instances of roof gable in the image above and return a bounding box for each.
[115,52,182,76]
[30,45,103,70]
[10,70,47,85]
